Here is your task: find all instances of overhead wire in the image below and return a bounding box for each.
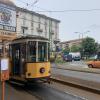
[35,9,100,12]
[16,0,100,13]
[16,0,49,11]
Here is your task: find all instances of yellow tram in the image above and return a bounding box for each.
[9,36,51,82]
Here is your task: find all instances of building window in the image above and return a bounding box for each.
[55,23,58,39]
[22,14,26,26]
[31,15,34,30]
[45,20,47,36]
[31,22,34,30]
[37,17,43,33]
[21,27,28,35]
[38,17,41,29]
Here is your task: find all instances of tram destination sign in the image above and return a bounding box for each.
[0,3,16,32]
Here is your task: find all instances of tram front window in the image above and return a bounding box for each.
[38,42,47,62]
[28,41,36,62]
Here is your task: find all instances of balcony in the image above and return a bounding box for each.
[37,28,43,33]
[51,30,55,35]
[54,39,60,44]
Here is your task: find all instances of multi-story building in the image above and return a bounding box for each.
[0,0,16,39]
[16,7,60,51]
[0,0,60,53]
[60,38,84,51]
[0,0,16,56]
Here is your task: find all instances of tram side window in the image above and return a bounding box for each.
[28,41,36,62]
[38,42,47,62]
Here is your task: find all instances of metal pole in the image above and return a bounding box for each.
[82,33,83,39]
[1,81,5,100]
[1,40,6,100]
[79,34,80,39]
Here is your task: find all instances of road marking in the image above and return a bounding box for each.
[65,91,87,100]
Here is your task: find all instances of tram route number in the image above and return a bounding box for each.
[0,58,9,81]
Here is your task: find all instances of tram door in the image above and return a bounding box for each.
[12,44,20,75]
[12,43,26,76]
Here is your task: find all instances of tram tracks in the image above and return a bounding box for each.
[8,80,86,100]
[8,81,43,100]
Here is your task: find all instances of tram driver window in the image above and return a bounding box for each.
[38,42,47,62]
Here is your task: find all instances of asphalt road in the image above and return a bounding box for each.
[52,61,88,68]
[25,83,85,100]
[0,82,38,100]
[0,82,85,100]
[68,61,88,68]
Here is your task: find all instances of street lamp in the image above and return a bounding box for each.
[75,31,90,39]
[75,31,90,59]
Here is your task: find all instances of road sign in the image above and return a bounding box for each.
[0,58,9,100]
[0,58,9,81]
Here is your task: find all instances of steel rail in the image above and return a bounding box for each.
[7,81,43,100]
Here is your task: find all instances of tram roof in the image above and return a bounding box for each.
[11,35,49,44]
[13,35,49,41]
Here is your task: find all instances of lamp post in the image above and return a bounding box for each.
[75,30,90,39]
[75,31,90,59]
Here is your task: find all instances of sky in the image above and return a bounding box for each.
[12,0,100,43]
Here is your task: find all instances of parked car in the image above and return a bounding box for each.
[73,56,81,61]
[63,54,73,62]
[87,55,100,68]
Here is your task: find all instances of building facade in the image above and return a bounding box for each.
[16,7,60,51]
[0,0,17,56]
[60,38,83,51]
[0,0,60,54]
[0,1,16,39]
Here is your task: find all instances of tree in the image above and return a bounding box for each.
[71,45,81,52]
[96,43,100,53]
[81,37,97,57]
[62,47,70,54]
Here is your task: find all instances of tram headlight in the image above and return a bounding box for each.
[40,68,45,73]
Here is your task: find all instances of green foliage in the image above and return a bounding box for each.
[81,37,98,57]
[71,45,81,52]
[96,43,100,53]
[55,57,66,64]
[62,47,70,54]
